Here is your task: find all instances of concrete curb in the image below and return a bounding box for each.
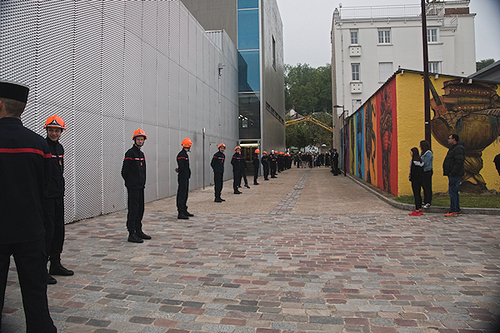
[345,173,500,216]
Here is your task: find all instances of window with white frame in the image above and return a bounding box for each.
[428,61,441,73]
[351,63,360,81]
[378,29,391,44]
[427,28,438,43]
[350,29,358,45]
[379,62,393,83]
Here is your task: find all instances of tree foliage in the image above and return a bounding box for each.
[476,58,495,71]
[285,112,333,150]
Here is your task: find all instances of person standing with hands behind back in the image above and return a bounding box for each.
[0,80,57,332]
[176,138,193,219]
[420,140,433,209]
[409,147,424,216]
[43,115,74,285]
[211,143,226,203]
[122,129,150,243]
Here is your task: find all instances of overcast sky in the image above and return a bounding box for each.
[276,0,500,68]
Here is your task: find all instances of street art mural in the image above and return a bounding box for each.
[430,79,500,193]
[340,71,500,196]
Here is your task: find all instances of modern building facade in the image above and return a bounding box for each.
[0,1,239,223]
[181,0,286,160]
[331,1,476,119]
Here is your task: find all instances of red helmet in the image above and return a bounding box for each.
[182,138,193,147]
[44,115,66,130]
[132,128,147,140]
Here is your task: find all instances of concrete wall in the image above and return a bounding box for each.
[0,0,239,223]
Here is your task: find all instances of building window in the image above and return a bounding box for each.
[350,29,358,45]
[379,62,393,82]
[428,61,441,73]
[351,63,360,81]
[427,28,438,42]
[272,35,276,70]
[378,29,391,44]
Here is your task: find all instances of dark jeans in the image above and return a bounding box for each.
[411,179,423,210]
[214,172,223,199]
[422,170,433,205]
[0,239,57,333]
[127,188,144,233]
[43,197,65,260]
[448,176,461,212]
[176,178,189,213]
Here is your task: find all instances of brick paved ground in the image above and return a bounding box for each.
[2,167,500,333]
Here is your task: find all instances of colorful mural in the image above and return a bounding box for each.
[340,70,500,197]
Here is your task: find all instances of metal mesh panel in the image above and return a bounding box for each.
[0,0,239,223]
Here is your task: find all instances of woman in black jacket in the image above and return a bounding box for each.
[409,147,424,216]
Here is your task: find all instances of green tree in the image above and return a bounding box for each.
[476,58,495,71]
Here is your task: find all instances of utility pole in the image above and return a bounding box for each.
[421,0,432,148]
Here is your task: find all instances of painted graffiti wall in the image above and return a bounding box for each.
[341,71,500,196]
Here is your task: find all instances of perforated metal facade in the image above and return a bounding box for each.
[0,0,239,223]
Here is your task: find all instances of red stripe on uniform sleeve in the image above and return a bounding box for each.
[0,148,50,158]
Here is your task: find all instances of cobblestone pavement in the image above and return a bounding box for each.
[2,168,500,333]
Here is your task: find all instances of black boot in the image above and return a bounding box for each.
[177,213,189,219]
[49,258,74,276]
[184,211,194,217]
[46,271,57,285]
[128,232,144,243]
[137,230,151,240]
[215,198,223,202]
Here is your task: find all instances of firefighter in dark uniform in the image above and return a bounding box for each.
[231,146,244,194]
[43,115,74,285]
[0,81,57,332]
[211,143,226,203]
[121,128,150,243]
[270,150,277,178]
[261,151,270,181]
[176,138,193,219]
[252,149,260,185]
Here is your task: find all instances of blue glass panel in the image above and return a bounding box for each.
[238,0,259,9]
[238,51,260,92]
[238,10,259,50]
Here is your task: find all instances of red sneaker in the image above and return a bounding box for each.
[445,211,458,217]
[409,210,420,216]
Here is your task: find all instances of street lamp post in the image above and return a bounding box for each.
[333,105,347,177]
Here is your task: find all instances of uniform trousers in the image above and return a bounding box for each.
[253,165,259,184]
[126,188,144,233]
[43,197,65,260]
[263,164,269,180]
[0,239,57,333]
[214,172,223,199]
[176,178,189,213]
[233,170,242,192]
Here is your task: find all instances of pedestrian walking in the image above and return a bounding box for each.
[0,80,57,332]
[252,149,260,185]
[176,138,193,219]
[231,146,244,194]
[408,147,424,216]
[43,115,74,285]
[442,134,465,217]
[261,150,270,180]
[121,129,151,243]
[420,140,433,208]
[211,143,226,202]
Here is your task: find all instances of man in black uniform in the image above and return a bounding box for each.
[332,148,339,176]
[211,143,226,202]
[0,80,57,332]
[261,151,270,181]
[43,115,74,285]
[231,146,244,194]
[269,150,277,178]
[176,138,193,219]
[122,128,150,243]
[252,149,260,185]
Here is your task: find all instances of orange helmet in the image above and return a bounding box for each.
[279,151,284,155]
[254,149,260,154]
[234,145,241,151]
[181,138,192,147]
[132,128,147,140]
[263,151,268,154]
[218,143,226,149]
[44,115,66,130]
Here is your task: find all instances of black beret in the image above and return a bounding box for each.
[0,80,30,103]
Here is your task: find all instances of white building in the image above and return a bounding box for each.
[331,0,476,116]
[0,1,239,222]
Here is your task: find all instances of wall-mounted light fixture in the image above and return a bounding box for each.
[218,63,225,77]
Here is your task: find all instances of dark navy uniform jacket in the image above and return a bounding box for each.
[177,149,191,179]
[231,152,246,171]
[46,137,65,198]
[0,117,51,244]
[211,151,225,174]
[121,145,146,189]
[252,154,260,168]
